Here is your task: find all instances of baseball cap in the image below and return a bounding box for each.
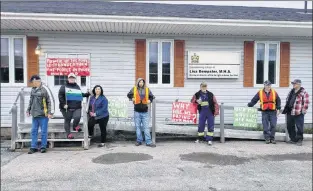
[263,80,272,86]
[68,73,76,79]
[291,79,301,85]
[200,82,207,87]
[29,75,41,82]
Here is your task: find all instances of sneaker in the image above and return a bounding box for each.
[270,140,276,144]
[135,142,142,146]
[88,135,93,138]
[146,143,156,148]
[195,139,200,143]
[98,143,105,147]
[286,140,296,144]
[28,148,38,154]
[208,141,213,146]
[265,140,270,144]
[40,148,47,153]
[67,133,74,139]
[74,126,82,132]
[296,141,303,146]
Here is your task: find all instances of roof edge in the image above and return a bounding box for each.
[1,12,312,28]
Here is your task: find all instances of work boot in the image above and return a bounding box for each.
[146,143,156,148]
[208,141,213,146]
[270,140,276,144]
[40,148,47,153]
[296,141,303,146]
[28,148,38,154]
[98,143,105,148]
[265,140,270,144]
[286,140,296,144]
[135,142,142,146]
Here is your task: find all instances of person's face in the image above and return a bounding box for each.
[138,80,144,87]
[293,83,301,89]
[264,85,271,91]
[32,80,41,87]
[201,85,207,92]
[95,87,101,95]
[68,77,76,83]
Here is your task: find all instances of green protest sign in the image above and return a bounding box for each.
[233,107,258,128]
[107,97,129,118]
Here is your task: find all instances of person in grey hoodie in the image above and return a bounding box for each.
[26,75,55,154]
[127,78,156,147]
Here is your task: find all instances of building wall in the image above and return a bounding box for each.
[1,31,312,126]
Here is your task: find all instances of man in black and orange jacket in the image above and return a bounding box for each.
[247,80,281,144]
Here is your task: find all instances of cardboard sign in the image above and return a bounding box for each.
[233,107,258,128]
[172,102,198,124]
[46,58,90,76]
[107,97,129,118]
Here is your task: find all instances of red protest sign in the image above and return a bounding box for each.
[172,102,198,124]
[46,58,90,76]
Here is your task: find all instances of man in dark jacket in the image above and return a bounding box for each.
[58,73,90,139]
[191,82,219,146]
[127,78,155,147]
[282,79,310,146]
[248,80,281,144]
[27,75,55,154]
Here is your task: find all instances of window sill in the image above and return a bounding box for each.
[147,84,174,88]
[253,84,280,88]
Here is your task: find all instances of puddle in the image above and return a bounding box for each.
[180,152,252,166]
[92,152,153,164]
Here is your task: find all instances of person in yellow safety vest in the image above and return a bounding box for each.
[247,80,281,144]
[127,78,156,147]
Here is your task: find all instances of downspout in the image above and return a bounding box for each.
[304,1,307,13]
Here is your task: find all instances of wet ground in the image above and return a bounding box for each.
[1,140,312,191]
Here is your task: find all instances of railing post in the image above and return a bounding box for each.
[20,88,25,123]
[284,114,290,142]
[11,104,18,151]
[220,102,225,143]
[152,98,156,144]
[82,103,89,150]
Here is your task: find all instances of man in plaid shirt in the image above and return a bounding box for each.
[282,79,310,146]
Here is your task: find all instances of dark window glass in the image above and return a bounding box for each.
[162,42,171,84]
[268,44,277,84]
[256,43,265,84]
[81,76,86,87]
[149,42,158,84]
[54,76,67,86]
[14,38,24,83]
[1,38,9,83]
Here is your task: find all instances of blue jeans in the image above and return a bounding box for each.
[31,117,49,149]
[261,111,277,140]
[134,111,152,144]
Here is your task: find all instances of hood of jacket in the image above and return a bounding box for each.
[136,78,146,88]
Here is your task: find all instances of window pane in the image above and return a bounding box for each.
[268,44,277,84]
[256,43,265,84]
[149,42,158,84]
[54,76,67,86]
[1,38,9,83]
[162,42,171,84]
[14,38,24,83]
[81,76,86,86]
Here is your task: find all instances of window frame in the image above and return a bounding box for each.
[1,35,27,86]
[146,39,174,88]
[253,41,280,88]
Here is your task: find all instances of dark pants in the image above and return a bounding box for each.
[88,116,109,143]
[287,114,304,142]
[61,109,82,135]
[262,111,277,140]
[198,108,215,141]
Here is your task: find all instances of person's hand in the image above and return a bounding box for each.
[90,112,95,117]
[147,100,151,104]
[26,112,30,117]
[196,99,201,104]
[132,98,135,101]
[48,114,53,119]
[64,105,68,109]
[276,110,281,117]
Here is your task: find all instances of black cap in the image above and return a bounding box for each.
[29,75,41,82]
[263,80,272,86]
[291,79,302,85]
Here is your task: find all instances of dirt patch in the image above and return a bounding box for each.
[180,152,252,166]
[92,152,153,164]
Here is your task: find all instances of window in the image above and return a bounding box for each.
[254,42,280,86]
[54,76,67,86]
[147,40,174,87]
[1,36,26,85]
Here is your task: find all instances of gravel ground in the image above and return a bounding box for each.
[1,140,312,191]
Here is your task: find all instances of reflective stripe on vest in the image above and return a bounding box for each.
[133,86,149,104]
[200,101,209,106]
[259,89,276,110]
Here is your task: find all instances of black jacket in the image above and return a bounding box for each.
[58,81,90,110]
[193,90,215,113]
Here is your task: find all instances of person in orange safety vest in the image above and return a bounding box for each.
[247,80,281,144]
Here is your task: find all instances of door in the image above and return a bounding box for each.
[46,53,90,117]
